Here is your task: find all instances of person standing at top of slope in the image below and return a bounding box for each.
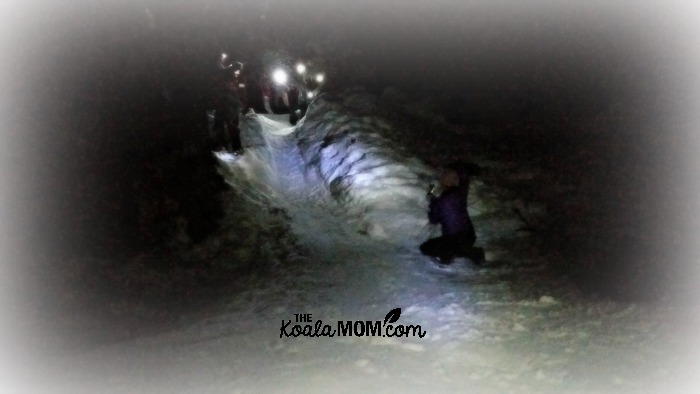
[230,62,250,114]
[213,76,243,153]
[259,73,273,114]
[420,168,484,265]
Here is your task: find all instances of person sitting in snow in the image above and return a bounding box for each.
[420,168,484,265]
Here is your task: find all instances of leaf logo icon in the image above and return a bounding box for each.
[384,308,401,325]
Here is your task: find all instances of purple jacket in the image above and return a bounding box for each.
[428,187,475,238]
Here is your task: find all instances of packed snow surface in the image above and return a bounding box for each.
[38,95,699,393]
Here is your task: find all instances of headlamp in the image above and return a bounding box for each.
[272,69,288,85]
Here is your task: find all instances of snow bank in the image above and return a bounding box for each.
[293,92,436,246]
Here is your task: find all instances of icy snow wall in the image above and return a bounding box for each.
[293,92,436,247]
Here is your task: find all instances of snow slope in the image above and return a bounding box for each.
[39,93,699,393]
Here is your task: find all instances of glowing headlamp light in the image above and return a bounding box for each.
[296,63,307,74]
[272,68,288,85]
[315,73,325,83]
[307,91,314,99]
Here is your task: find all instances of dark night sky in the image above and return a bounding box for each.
[6,1,696,124]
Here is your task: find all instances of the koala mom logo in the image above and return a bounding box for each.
[280,308,427,338]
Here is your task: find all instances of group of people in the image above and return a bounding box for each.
[208,53,327,152]
[420,161,485,266]
[259,62,325,125]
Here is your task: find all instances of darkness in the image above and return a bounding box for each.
[3,1,698,344]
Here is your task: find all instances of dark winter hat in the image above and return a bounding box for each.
[440,169,460,188]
